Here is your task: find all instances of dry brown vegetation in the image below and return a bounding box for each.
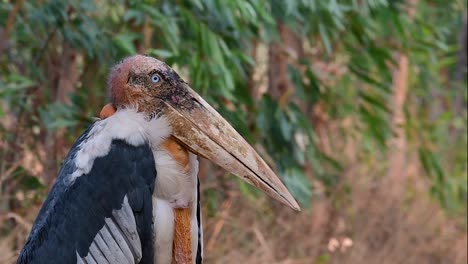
[2,129,466,264]
[199,138,467,264]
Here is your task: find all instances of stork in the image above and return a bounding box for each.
[17,55,300,264]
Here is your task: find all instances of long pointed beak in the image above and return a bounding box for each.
[161,84,300,211]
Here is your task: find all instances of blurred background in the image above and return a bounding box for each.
[0,0,466,263]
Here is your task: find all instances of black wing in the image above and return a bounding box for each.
[17,124,156,264]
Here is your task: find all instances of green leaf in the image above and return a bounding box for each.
[147,48,173,59]
[20,175,45,190]
[283,169,312,207]
[113,33,139,54]
[0,74,36,96]
[319,23,332,55]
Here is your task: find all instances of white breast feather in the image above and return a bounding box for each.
[153,153,200,264]
[69,109,170,182]
[153,150,195,208]
[153,198,175,264]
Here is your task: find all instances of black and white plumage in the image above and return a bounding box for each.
[17,55,299,264]
[18,110,202,264]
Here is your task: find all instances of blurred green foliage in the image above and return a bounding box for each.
[0,0,466,212]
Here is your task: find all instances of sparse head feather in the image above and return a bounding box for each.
[108,55,173,107]
[107,55,188,116]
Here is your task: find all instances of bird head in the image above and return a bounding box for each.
[108,55,300,211]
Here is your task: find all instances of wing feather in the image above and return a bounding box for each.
[17,123,156,264]
[98,221,129,263]
[104,218,136,263]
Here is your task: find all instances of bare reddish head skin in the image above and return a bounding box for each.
[108,58,132,107]
[107,55,189,115]
[108,55,154,108]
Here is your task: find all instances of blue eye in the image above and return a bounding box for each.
[151,74,161,83]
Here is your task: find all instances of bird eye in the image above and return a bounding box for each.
[151,74,161,83]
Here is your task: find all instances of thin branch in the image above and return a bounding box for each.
[1,0,24,41]
[0,159,22,190]
[205,193,236,251]
[33,27,58,65]
[6,212,32,231]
